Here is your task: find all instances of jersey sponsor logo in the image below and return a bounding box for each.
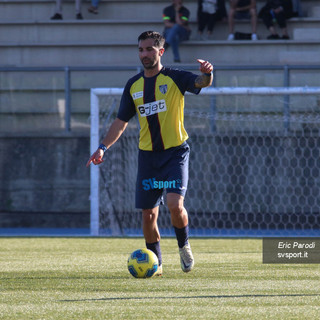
[159,84,168,94]
[137,99,167,117]
[132,91,143,100]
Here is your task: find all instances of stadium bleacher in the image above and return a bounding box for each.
[0,0,320,66]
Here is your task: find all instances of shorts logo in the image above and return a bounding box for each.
[137,99,167,117]
[142,178,182,191]
[159,85,168,94]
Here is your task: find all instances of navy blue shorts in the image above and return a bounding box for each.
[135,142,190,209]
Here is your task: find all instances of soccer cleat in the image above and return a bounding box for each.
[251,33,258,41]
[179,244,194,273]
[154,264,163,276]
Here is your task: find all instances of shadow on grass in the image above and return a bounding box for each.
[61,293,320,302]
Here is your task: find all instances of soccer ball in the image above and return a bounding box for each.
[127,248,159,278]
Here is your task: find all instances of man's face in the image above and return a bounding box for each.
[138,38,163,70]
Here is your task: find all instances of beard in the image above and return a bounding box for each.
[141,57,157,69]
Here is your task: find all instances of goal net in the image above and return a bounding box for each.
[90,87,320,237]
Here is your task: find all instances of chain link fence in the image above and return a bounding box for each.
[93,88,320,236]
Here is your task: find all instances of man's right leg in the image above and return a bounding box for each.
[142,207,163,275]
[136,149,163,274]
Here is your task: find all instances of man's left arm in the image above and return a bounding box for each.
[194,59,214,88]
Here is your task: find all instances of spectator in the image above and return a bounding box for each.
[227,0,258,40]
[51,0,83,20]
[88,0,99,14]
[163,0,191,63]
[258,0,293,39]
[197,0,227,40]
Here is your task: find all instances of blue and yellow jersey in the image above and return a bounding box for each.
[117,67,200,151]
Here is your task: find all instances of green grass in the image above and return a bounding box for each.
[0,238,319,320]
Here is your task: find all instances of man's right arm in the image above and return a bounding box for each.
[86,118,128,167]
[101,118,128,150]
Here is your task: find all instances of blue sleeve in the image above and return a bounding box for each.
[117,81,136,122]
[185,72,201,95]
[172,69,201,95]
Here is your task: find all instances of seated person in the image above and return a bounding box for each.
[197,0,227,40]
[227,0,257,40]
[258,0,293,39]
[163,0,191,63]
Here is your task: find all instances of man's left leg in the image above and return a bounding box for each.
[167,193,194,272]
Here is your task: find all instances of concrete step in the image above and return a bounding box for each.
[0,0,197,21]
[0,113,90,133]
[0,69,137,91]
[1,18,319,43]
[0,0,318,21]
[0,20,164,43]
[309,5,320,18]
[1,40,320,67]
[294,27,320,40]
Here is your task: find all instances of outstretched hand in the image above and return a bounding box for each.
[197,59,213,74]
[86,149,104,167]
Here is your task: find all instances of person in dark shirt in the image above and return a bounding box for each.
[258,0,293,39]
[227,0,258,40]
[197,0,227,40]
[163,0,191,63]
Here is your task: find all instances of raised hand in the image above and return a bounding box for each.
[197,59,213,74]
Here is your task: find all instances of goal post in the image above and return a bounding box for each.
[90,88,124,236]
[90,86,320,237]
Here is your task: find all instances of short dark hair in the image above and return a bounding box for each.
[138,31,165,48]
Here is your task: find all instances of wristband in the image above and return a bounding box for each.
[98,143,107,153]
[204,72,212,76]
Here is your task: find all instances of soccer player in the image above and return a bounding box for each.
[87,31,213,275]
